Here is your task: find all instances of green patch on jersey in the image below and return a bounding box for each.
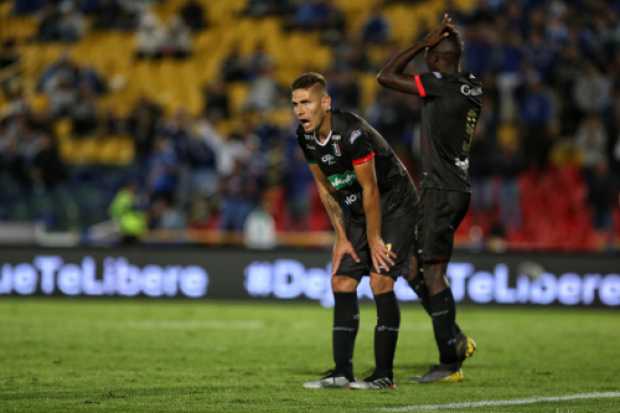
[328,171,356,190]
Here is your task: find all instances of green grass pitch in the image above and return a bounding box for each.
[1,298,618,412]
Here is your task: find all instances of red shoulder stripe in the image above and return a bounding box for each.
[352,151,375,165]
[414,74,427,97]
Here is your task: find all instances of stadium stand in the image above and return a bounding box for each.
[0,0,619,250]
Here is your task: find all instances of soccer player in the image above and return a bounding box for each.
[377,14,481,383]
[292,72,418,390]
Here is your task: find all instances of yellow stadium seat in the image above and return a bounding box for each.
[359,73,379,110]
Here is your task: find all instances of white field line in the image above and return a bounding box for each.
[382,391,620,412]
[126,320,264,330]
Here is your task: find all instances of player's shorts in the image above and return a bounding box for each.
[335,209,416,281]
[417,188,470,263]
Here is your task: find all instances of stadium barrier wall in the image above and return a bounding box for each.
[0,246,619,308]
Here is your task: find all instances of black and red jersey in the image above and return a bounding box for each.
[297,109,417,220]
[414,71,483,192]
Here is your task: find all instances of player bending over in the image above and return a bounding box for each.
[292,72,418,390]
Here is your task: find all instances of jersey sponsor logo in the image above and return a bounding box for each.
[306,144,316,150]
[455,157,470,172]
[349,129,362,144]
[460,84,483,97]
[321,154,336,165]
[344,193,359,205]
[333,143,341,157]
[328,171,356,190]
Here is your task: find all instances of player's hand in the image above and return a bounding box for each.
[424,13,454,48]
[332,237,361,275]
[369,237,396,274]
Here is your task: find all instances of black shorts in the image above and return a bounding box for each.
[417,188,470,263]
[335,211,416,280]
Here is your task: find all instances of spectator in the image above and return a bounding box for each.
[203,80,230,121]
[552,43,582,135]
[367,89,412,148]
[493,128,524,232]
[127,96,163,167]
[164,16,192,59]
[523,29,556,81]
[135,12,166,59]
[179,0,207,32]
[46,71,78,118]
[284,145,313,230]
[291,0,335,31]
[147,136,179,204]
[244,193,276,249]
[109,182,147,244]
[219,159,258,232]
[56,0,86,42]
[327,69,360,112]
[575,114,608,170]
[361,6,391,44]
[149,197,186,229]
[32,134,70,229]
[70,83,98,136]
[573,63,611,116]
[586,160,616,235]
[245,65,280,111]
[38,54,79,94]
[246,42,273,79]
[221,44,249,83]
[37,1,86,43]
[518,69,555,168]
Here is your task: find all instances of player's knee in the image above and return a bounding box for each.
[332,275,357,293]
[406,257,421,283]
[423,263,448,294]
[370,273,394,295]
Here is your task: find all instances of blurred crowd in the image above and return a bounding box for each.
[1,0,620,249]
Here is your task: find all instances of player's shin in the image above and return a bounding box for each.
[428,287,459,364]
[333,292,359,380]
[373,291,400,379]
[408,274,463,336]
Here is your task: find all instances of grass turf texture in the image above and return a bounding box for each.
[0,298,618,413]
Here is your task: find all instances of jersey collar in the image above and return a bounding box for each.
[314,130,333,147]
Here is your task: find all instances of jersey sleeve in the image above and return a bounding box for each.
[296,130,317,164]
[347,128,375,166]
[413,72,451,97]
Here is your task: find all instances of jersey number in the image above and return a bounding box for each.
[463,109,479,153]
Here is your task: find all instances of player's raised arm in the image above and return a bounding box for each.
[377,14,454,94]
[353,158,396,274]
[308,164,360,274]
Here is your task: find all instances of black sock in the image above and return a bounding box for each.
[428,288,459,364]
[408,273,463,336]
[373,291,400,379]
[333,292,359,379]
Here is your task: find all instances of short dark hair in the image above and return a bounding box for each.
[291,72,327,92]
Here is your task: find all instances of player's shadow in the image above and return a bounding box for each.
[396,362,486,373]
[288,367,339,376]
[395,362,430,371]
